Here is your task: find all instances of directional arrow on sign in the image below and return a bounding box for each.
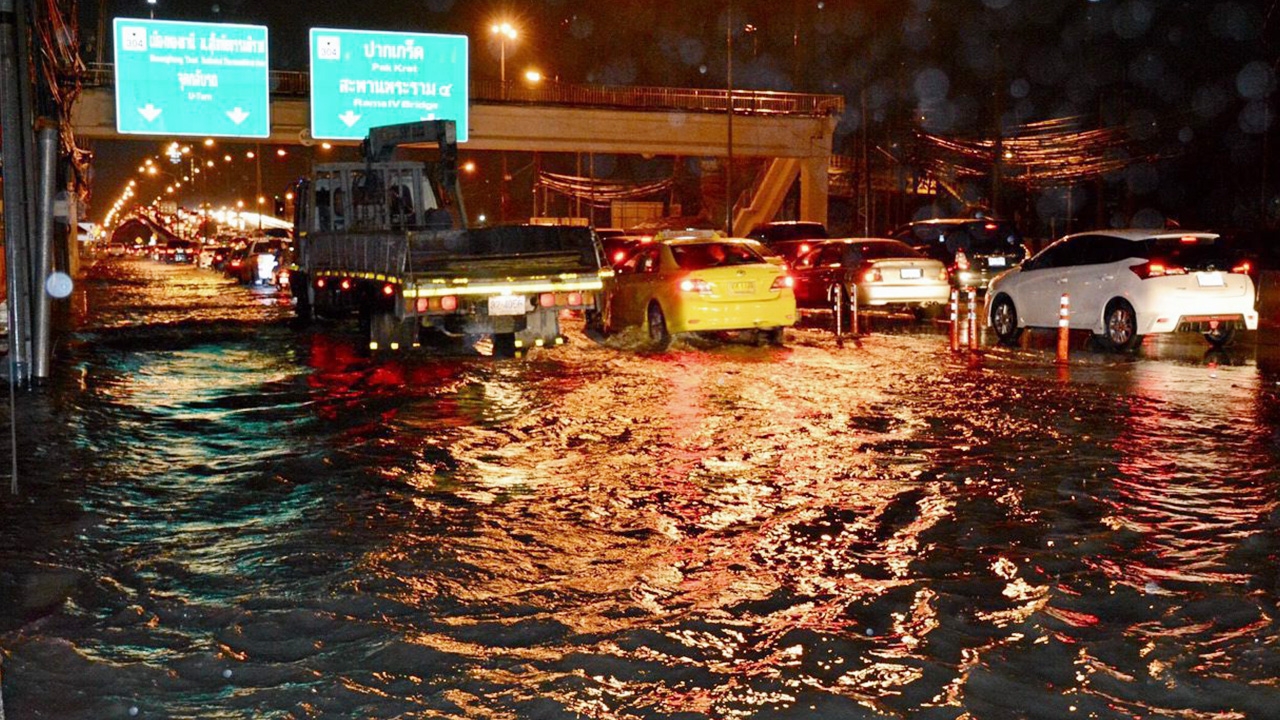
[138,104,163,122]
[338,110,362,128]
[226,107,251,125]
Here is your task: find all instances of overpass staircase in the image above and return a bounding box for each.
[731,158,801,236]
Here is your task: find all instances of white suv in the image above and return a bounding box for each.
[986,230,1258,351]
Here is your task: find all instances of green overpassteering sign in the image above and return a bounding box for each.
[309,28,469,142]
[113,18,270,138]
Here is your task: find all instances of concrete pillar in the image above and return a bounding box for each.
[797,155,830,228]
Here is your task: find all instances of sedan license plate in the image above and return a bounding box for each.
[988,256,1007,268]
[1196,271,1225,287]
[732,281,755,294]
[899,267,923,279]
[488,294,527,316]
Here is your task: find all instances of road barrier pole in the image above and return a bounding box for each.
[949,289,959,352]
[1057,293,1070,364]
[831,283,844,348]
[850,284,860,336]
[967,288,978,351]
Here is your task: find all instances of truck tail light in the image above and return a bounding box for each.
[567,292,583,306]
[539,292,556,307]
[441,295,458,311]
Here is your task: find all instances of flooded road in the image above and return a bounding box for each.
[2,256,1279,719]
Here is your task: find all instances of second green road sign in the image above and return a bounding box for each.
[309,28,469,142]
[113,18,270,138]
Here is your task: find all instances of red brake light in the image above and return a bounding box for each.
[382,283,395,296]
[1180,235,1199,244]
[416,298,429,313]
[798,243,811,256]
[567,292,583,306]
[230,259,241,267]
[984,223,998,231]
[954,249,969,271]
[441,295,458,311]
[938,267,949,281]
[1130,261,1186,279]
[539,292,556,307]
[863,268,882,283]
[340,278,352,290]
[613,250,626,264]
[770,274,794,290]
[1232,261,1252,274]
[316,277,326,288]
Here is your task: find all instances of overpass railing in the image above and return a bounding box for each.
[82,63,845,118]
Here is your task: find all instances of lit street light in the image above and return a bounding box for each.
[491,20,519,222]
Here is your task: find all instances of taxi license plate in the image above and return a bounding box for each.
[732,281,755,294]
[1196,271,1225,287]
[488,295,527,316]
[899,268,922,279]
[988,256,1007,268]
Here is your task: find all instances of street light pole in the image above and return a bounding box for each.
[491,21,517,223]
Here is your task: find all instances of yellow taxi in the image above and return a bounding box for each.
[603,230,797,348]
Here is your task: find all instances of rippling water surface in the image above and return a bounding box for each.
[2,258,1279,718]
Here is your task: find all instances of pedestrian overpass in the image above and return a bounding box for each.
[70,67,844,234]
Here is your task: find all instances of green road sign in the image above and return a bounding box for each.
[310,28,469,142]
[113,18,270,138]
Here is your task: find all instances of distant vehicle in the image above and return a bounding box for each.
[105,242,128,257]
[986,230,1259,351]
[791,238,950,317]
[889,217,1028,290]
[746,220,830,265]
[603,230,796,348]
[162,239,196,263]
[600,233,653,268]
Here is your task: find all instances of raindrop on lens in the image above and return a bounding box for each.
[223,668,233,679]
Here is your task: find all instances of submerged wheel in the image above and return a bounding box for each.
[765,327,786,346]
[990,295,1022,346]
[491,332,517,358]
[1204,325,1237,347]
[647,302,671,350]
[1099,299,1140,352]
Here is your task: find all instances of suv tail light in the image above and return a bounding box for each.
[770,274,794,290]
[1130,260,1186,279]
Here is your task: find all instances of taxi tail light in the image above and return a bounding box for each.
[1130,260,1186,279]
[863,268,883,283]
[679,278,714,294]
[441,295,458,311]
[770,274,795,290]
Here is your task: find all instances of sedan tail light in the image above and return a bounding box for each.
[863,268,882,283]
[954,249,970,271]
[679,278,714,294]
[770,274,794,290]
[937,267,949,281]
[1232,261,1252,274]
[1130,260,1186,279]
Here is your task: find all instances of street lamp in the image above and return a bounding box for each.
[148,0,156,19]
[490,20,519,222]
[490,21,517,95]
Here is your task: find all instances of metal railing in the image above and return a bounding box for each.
[82,63,845,118]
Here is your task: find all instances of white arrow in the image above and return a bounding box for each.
[338,110,362,127]
[137,104,163,122]
[226,107,251,125]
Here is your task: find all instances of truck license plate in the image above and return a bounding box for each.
[488,295,527,316]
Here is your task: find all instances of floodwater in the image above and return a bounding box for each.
[1,257,1279,719]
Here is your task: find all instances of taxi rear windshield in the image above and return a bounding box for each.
[671,242,765,269]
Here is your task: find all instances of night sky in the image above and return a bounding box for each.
[80,0,1279,235]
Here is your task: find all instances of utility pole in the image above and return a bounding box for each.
[725,1,734,235]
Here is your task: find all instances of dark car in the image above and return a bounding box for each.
[162,239,197,263]
[888,217,1029,290]
[746,221,830,264]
